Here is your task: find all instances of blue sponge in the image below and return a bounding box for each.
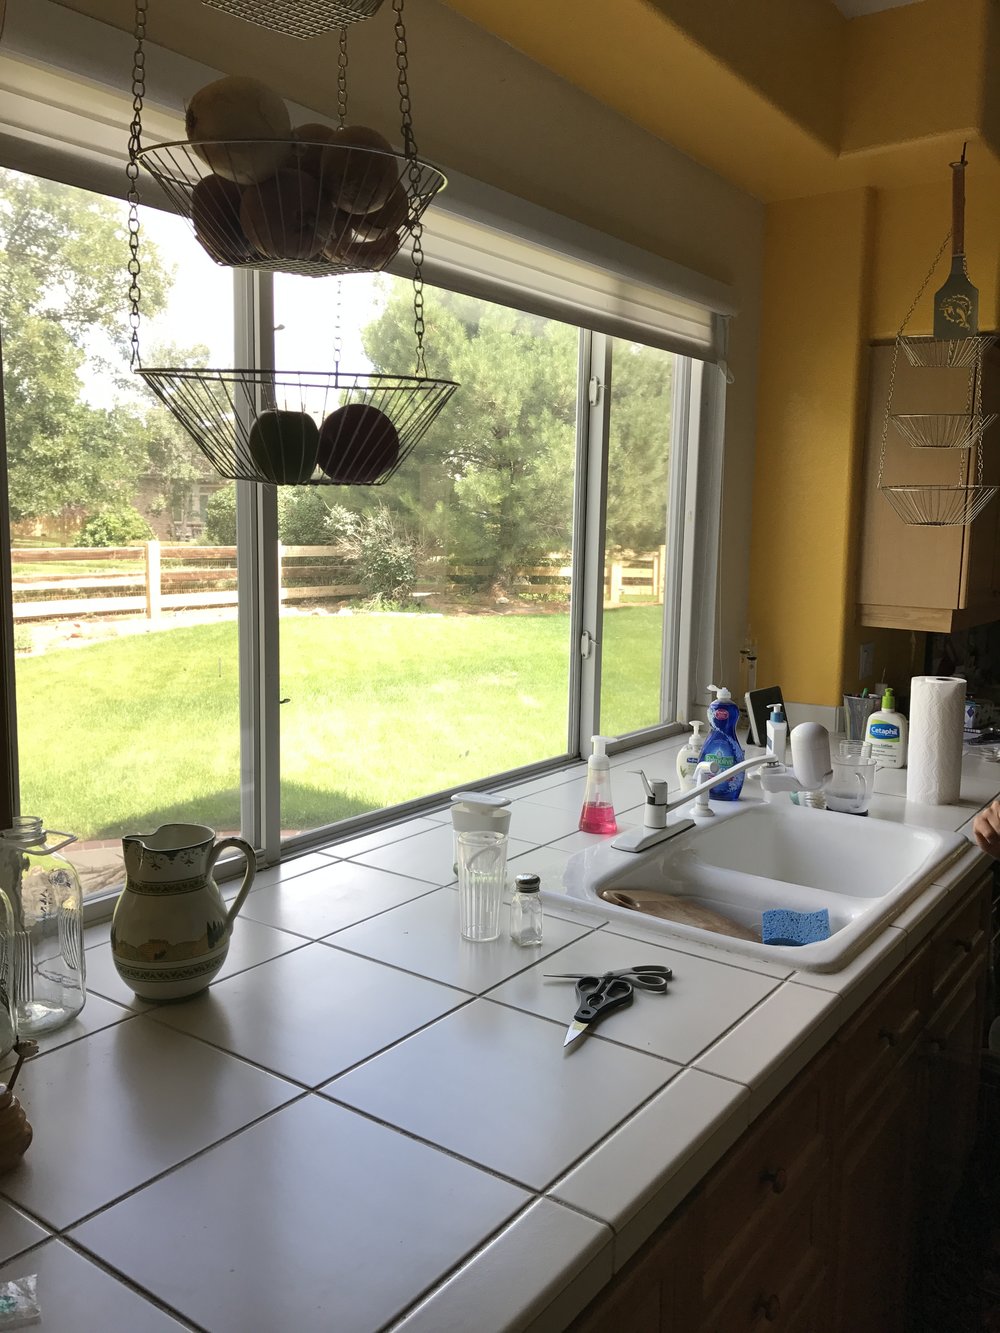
[762,908,830,947]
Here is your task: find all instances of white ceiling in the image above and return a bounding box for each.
[832,0,924,15]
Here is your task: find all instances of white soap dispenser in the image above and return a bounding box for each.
[766,703,788,765]
[676,721,705,790]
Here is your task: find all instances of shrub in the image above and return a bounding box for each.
[278,491,356,546]
[338,502,421,606]
[204,486,236,545]
[76,504,154,548]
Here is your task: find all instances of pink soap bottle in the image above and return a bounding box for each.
[579,735,619,834]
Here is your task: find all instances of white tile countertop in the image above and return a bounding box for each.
[0,737,997,1332]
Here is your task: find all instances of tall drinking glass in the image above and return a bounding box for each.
[457,830,508,942]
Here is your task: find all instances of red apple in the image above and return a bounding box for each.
[191,175,254,264]
[317,403,401,483]
[240,169,330,261]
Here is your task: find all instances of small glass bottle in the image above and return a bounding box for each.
[0,817,85,1034]
[509,873,543,947]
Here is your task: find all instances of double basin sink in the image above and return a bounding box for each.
[548,802,967,971]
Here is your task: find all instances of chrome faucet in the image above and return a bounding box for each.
[611,723,833,854]
[612,752,780,853]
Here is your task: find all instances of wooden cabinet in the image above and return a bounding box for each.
[571,873,993,1333]
[856,342,1000,631]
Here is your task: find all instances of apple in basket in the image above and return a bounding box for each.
[185,75,293,185]
[247,410,319,484]
[298,124,399,216]
[191,175,255,264]
[317,404,401,484]
[240,169,337,261]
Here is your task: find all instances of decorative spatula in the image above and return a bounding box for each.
[933,145,978,340]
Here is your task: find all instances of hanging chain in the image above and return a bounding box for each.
[393,0,427,376]
[333,277,343,373]
[337,27,349,128]
[876,231,953,488]
[126,0,148,371]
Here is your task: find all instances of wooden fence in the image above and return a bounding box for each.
[10,542,667,622]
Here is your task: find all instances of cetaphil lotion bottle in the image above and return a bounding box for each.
[863,687,908,768]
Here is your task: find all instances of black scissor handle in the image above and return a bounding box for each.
[574,975,634,1025]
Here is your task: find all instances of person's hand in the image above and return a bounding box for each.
[973,799,1000,856]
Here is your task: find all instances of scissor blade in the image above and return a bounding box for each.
[563,1019,590,1047]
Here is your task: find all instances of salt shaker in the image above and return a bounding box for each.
[509,873,543,946]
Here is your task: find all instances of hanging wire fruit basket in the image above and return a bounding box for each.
[202,0,384,37]
[890,411,996,450]
[880,485,997,528]
[137,140,446,278]
[124,0,457,486]
[136,367,457,485]
[900,334,997,369]
[876,227,997,526]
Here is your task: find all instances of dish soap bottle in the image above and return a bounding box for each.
[675,720,705,790]
[698,685,745,801]
[579,735,619,834]
[864,686,908,768]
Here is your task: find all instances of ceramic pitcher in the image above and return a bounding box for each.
[112,824,256,1002]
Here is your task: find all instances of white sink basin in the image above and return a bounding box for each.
[547,802,967,971]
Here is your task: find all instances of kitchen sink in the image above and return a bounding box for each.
[547,802,967,971]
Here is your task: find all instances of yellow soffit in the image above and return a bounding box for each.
[440,0,1000,200]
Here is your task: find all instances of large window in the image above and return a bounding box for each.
[0,162,717,892]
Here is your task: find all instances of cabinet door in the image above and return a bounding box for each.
[922,953,987,1219]
[856,343,1000,631]
[833,1041,923,1333]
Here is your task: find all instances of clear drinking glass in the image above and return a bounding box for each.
[457,830,508,942]
[0,817,85,1034]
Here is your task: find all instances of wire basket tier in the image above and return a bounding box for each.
[137,367,458,485]
[201,0,384,36]
[880,484,998,527]
[137,141,446,278]
[889,412,996,450]
[899,334,997,369]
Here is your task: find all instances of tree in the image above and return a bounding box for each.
[136,341,218,537]
[360,285,675,590]
[204,485,236,545]
[0,169,196,528]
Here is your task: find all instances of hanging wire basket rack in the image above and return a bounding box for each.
[879,485,997,527]
[900,334,997,369]
[137,140,446,279]
[125,0,457,486]
[136,367,458,485]
[202,0,384,37]
[890,411,996,450]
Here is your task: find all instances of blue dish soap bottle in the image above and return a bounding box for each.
[698,684,746,801]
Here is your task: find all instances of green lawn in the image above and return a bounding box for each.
[15,605,664,840]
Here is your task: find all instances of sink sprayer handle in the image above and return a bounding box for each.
[209,837,257,937]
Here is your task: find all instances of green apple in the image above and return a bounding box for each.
[246,410,319,484]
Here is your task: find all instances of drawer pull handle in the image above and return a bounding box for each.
[955,938,974,954]
[760,1166,787,1194]
[753,1293,781,1322]
[878,1028,898,1047]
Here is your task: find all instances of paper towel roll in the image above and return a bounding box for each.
[906,675,966,805]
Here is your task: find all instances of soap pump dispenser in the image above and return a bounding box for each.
[579,735,619,834]
[676,720,706,790]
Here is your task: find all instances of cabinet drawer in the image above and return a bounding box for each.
[702,1187,831,1332]
[929,877,990,1003]
[837,942,927,1121]
[700,1050,831,1296]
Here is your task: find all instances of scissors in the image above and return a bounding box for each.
[543,965,673,1047]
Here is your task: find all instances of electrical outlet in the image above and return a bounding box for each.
[859,641,875,681]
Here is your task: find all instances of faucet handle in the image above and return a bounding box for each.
[632,770,669,805]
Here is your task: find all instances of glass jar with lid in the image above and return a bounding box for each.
[0,817,85,1034]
